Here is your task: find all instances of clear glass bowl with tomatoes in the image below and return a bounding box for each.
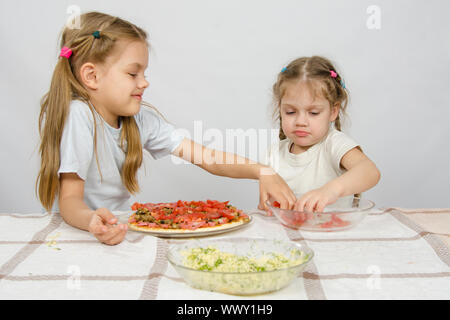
[267,196,375,232]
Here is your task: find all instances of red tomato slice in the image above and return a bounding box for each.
[221,211,236,220]
[280,212,306,227]
[176,200,185,207]
[195,206,206,212]
[206,212,221,219]
[143,203,156,210]
[189,212,207,221]
[173,215,185,223]
[218,217,229,224]
[292,212,307,226]
[331,214,351,227]
[212,202,226,209]
[320,221,334,228]
[273,201,281,208]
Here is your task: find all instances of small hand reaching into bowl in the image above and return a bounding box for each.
[294,185,341,213]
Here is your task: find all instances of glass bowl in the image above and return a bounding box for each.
[167,237,314,296]
[267,197,375,232]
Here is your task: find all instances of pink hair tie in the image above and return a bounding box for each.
[60,46,72,59]
[330,70,337,78]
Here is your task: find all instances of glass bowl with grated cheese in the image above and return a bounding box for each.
[167,237,313,296]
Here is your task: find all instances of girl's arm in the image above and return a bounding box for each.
[59,173,128,245]
[295,147,381,212]
[329,147,381,198]
[172,138,296,210]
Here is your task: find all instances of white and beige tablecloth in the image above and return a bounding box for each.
[0,208,449,300]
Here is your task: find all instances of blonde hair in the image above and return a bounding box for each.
[37,11,152,211]
[272,56,349,140]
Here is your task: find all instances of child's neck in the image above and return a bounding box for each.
[289,143,313,154]
[90,99,120,129]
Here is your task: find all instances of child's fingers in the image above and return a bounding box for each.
[89,213,116,236]
[303,201,312,213]
[98,224,124,243]
[294,200,302,212]
[295,195,309,212]
[258,190,269,211]
[272,192,295,210]
[92,224,108,235]
[280,186,296,210]
[259,172,296,210]
[272,190,296,210]
[315,199,328,213]
[285,193,297,210]
[278,198,289,210]
[114,226,128,244]
[304,198,318,213]
[89,215,108,235]
[101,225,127,245]
[293,199,302,212]
[95,208,117,225]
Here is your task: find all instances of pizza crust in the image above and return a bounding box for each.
[128,219,247,234]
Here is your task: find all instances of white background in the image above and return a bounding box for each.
[0,0,449,213]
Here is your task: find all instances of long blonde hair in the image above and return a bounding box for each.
[272,56,349,140]
[37,12,150,211]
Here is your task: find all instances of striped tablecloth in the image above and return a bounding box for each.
[0,208,449,300]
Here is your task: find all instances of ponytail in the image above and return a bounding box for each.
[120,116,143,194]
[37,57,75,211]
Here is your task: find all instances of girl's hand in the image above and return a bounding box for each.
[88,208,128,245]
[258,167,296,212]
[294,185,340,213]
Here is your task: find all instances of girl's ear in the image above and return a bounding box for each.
[330,103,340,122]
[79,62,99,90]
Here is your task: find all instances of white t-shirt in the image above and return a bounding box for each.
[264,127,359,202]
[54,100,184,212]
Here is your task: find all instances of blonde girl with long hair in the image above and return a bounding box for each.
[266,56,381,213]
[37,12,295,245]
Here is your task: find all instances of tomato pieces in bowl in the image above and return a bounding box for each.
[267,198,375,232]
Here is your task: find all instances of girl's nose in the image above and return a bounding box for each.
[296,112,308,126]
[139,78,149,89]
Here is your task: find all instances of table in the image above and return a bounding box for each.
[0,208,449,299]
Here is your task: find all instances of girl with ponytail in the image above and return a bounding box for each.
[267,56,381,213]
[37,12,295,245]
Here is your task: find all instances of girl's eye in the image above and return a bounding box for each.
[310,112,320,116]
[285,111,295,115]
[128,73,137,77]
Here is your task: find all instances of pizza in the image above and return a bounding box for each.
[128,200,250,233]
